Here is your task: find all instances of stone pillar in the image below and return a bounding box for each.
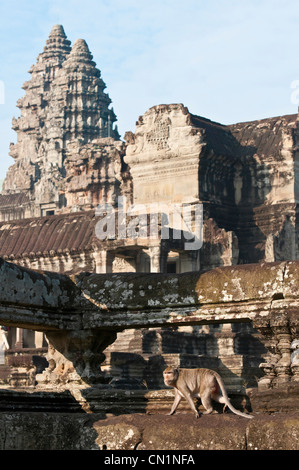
[149,246,161,273]
[15,328,23,349]
[35,331,44,348]
[93,250,114,274]
[136,251,151,272]
[179,251,200,273]
[272,314,292,386]
[253,310,299,390]
[290,311,299,383]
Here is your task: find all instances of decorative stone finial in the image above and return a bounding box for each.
[41,24,71,62]
[63,38,98,74]
[72,38,91,53]
[49,24,67,38]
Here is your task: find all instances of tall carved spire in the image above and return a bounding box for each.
[4,26,72,196]
[3,25,122,215]
[48,36,118,143]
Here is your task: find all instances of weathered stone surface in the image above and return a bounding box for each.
[2,254,295,332]
[138,415,247,450]
[95,421,142,450]
[124,104,203,205]
[195,261,286,304]
[41,329,117,387]
[0,412,99,450]
[3,257,297,333]
[246,413,299,450]
[75,261,299,329]
[0,411,297,450]
[92,413,299,451]
[0,24,299,411]
[248,384,299,414]
[0,384,298,450]
[0,258,298,388]
[0,258,81,330]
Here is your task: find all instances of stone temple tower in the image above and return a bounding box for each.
[2,25,123,217]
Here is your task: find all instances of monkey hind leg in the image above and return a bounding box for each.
[211,393,227,413]
[201,392,215,415]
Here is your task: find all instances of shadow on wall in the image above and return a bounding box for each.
[0,388,102,450]
[103,322,267,391]
[196,121,275,265]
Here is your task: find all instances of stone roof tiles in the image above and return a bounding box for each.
[190,111,297,160]
[190,113,239,158]
[0,193,30,208]
[0,211,96,259]
[228,114,297,159]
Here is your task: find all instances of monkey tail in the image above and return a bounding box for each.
[215,374,253,419]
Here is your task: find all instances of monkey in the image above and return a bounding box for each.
[163,367,253,419]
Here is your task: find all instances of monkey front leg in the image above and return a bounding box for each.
[168,389,182,415]
[180,388,201,418]
[186,396,201,418]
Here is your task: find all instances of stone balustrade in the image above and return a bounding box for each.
[0,257,298,390]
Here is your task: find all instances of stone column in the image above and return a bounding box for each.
[15,328,24,349]
[179,251,200,273]
[136,251,151,272]
[272,313,292,387]
[253,310,299,390]
[35,331,44,348]
[149,246,161,273]
[93,250,114,274]
[290,311,299,382]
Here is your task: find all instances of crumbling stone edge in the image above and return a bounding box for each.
[92,412,299,451]
[0,411,298,450]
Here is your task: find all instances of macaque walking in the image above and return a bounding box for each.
[163,367,253,419]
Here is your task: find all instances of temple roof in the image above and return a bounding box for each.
[190,111,297,160]
[0,211,97,259]
[190,113,239,158]
[228,113,297,159]
[0,193,30,209]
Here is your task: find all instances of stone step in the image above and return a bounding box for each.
[0,388,84,413]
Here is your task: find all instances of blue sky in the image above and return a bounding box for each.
[1,0,299,181]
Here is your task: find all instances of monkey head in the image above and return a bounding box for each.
[163,366,179,387]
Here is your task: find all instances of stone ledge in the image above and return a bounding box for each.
[0,412,99,450]
[0,386,298,450]
[248,384,299,414]
[93,412,299,450]
[0,410,298,450]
